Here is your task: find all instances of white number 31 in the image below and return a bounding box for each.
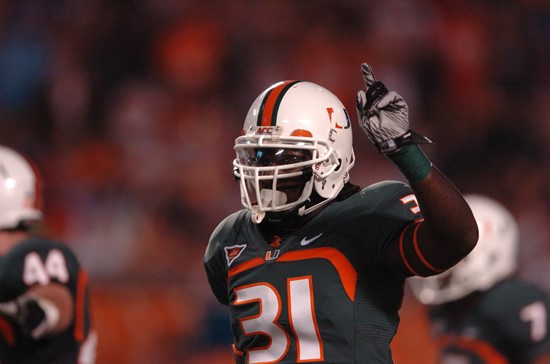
[234,276,323,363]
[23,250,69,285]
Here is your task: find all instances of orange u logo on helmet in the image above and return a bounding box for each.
[326,107,351,129]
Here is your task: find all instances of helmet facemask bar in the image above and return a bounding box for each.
[236,162,315,223]
[233,134,337,223]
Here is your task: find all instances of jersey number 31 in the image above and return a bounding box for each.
[235,275,323,363]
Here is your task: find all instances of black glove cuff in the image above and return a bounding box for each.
[17,299,47,336]
[365,81,389,110]
[376,130,435,153]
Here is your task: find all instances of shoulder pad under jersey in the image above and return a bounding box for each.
[328,180,415,219]
[359,180,412,205]
[205,210,248,262]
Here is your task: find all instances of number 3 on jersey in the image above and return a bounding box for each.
[234,275,324,363]
[23,249,69,285]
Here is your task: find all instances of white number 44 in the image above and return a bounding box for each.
[23,249,69,285]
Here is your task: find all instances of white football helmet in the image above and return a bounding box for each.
[233,80,355,223]
[0,146,43,229]
[409,194,519,305]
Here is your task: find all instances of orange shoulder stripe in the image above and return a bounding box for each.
[227,257,265,279]
[411,221,445,273]
[399,223,419,275]
[226,247,357,301]
[74,268,88,342]
[278,248,357,301]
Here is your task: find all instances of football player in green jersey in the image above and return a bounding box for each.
[410,195,550,364]
[204,62,479,363]
[0,145,96,364]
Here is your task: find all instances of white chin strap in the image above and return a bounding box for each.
[260,189,288,207]
[250,189,289,224]
[251,209,265,224]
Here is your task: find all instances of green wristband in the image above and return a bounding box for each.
[387,144,432,183]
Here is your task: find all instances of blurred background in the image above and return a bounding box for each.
[0,0,548,362]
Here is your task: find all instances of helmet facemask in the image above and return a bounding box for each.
[234,129,338,223]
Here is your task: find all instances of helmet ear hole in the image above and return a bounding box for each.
[333,159,342,172]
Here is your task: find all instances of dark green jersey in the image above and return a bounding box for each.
[429,278,550,364]
[205,181,424,363]
[0,236,95,364]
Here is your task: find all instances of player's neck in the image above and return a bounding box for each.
[0,230,29,256]
[257,183,361,245]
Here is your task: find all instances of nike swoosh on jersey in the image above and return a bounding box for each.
[300,233,323,246]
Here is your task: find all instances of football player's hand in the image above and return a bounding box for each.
[0,294,55,339]
[356,63,409,150]
[355,63,433,153]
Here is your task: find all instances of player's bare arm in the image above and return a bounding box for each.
[0,283,74,338]
[408,166,479,272]
[356,63,478,276]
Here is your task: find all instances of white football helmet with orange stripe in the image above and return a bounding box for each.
[234,81,355,223]
[0,146,42,229]
[408,194,519,305]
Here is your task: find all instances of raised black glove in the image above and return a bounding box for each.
[356,63,434,153]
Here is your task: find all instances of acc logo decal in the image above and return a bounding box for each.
[256,126,276,135]
[224,244,247,267]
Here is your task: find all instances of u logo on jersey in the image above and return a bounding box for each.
[265,249,280,260]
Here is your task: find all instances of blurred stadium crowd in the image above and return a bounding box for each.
[0,0,548,363]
